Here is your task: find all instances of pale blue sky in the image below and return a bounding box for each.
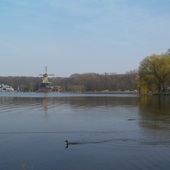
[0,0,170,77]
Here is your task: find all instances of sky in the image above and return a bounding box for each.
[1,0,170,77]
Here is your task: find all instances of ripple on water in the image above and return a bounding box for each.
[0,93,170,170]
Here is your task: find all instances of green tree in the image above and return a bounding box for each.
[138,54,170,94]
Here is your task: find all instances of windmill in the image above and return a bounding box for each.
[39,66,55,89]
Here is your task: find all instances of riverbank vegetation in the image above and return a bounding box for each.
[138,52,170,95]
[0,71,138,92]
[1,50,170,94]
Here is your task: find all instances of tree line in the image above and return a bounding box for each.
[54,71,138,92]
[0,76,41,91]
[1,49,170,94]
[0,71,138,92]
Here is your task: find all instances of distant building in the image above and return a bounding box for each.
[39,67,55,92]
[0,84,14,92]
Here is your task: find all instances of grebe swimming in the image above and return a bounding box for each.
[65,140,77,145]
[65,140,77,148]
[65,140,69,145]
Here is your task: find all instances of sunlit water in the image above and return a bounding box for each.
[0,92,170,170]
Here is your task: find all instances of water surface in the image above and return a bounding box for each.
[0,92,170,170]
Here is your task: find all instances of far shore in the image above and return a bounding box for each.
[82,90,139,94]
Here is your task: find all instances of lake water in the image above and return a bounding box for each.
[0,92,170,170]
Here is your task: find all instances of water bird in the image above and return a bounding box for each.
[65,140,79,148]
[65,140,78,145]
[65,140,69,145]
[64,138,116,148]
[127,118,136,121]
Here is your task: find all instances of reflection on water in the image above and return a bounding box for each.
[139,95,170,114]
[42,97,48,112]
[138,96,170,147]
[139,95,170,130]
[0,93,170,170]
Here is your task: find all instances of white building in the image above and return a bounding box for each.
[0,84,14,92]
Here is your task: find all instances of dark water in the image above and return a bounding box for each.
[0,92,170,170]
